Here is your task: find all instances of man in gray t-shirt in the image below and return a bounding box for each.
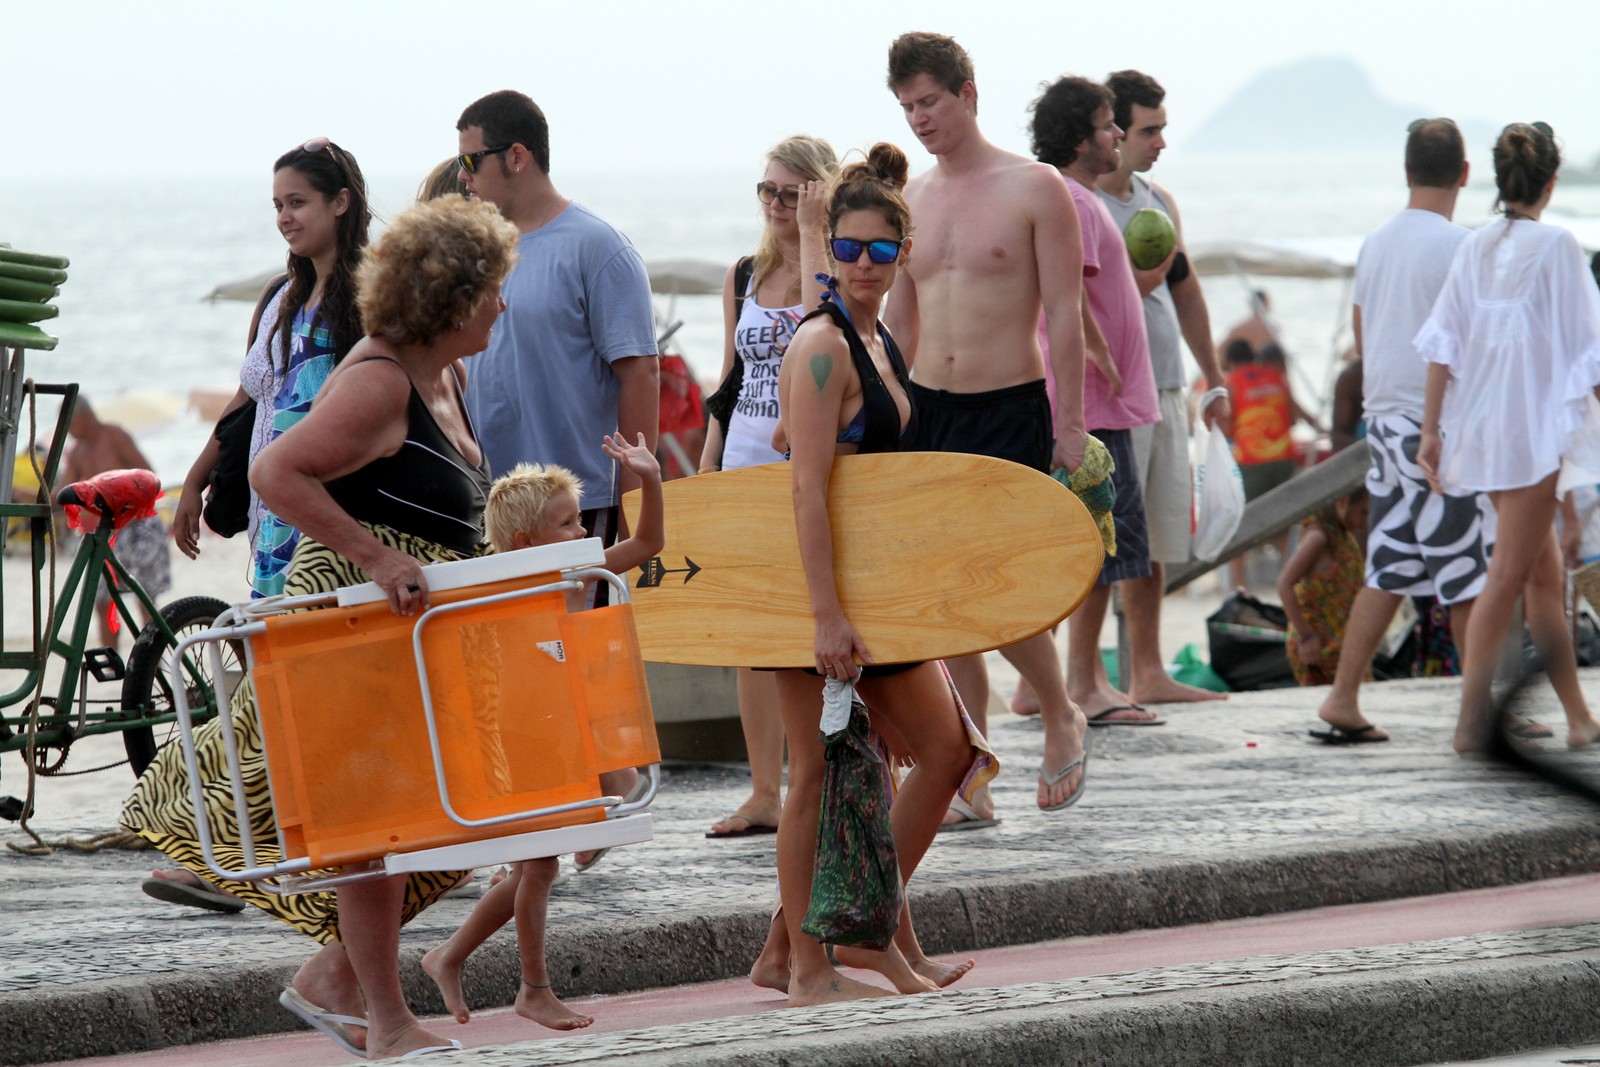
[456,90,659,519]
[1095,70,1230,707]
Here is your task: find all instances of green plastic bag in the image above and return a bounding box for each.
[1170,642,1230,693]
[800,697,904,950]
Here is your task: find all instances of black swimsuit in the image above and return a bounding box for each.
[800,299,914,452]
[798,299,919,679]
[324,359,490,555]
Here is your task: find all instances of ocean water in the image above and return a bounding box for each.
[4,154,1598,484]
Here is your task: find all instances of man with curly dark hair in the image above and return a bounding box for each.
[1029,75,1167,729]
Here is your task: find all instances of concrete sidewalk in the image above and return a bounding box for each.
[6,666,1600,1065]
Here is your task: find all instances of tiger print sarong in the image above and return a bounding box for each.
[120,524,470,944]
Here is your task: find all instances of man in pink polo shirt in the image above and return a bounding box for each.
[1030,75,1165,727]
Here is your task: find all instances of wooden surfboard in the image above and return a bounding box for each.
[622,452,1103,668]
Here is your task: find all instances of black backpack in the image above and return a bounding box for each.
[201,273,288,537]
[703,255,756,436]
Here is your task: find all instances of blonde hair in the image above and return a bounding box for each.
[485,462,583,552]
[417,157,468,201]
[355,194,518,346]
[753,135,839,301]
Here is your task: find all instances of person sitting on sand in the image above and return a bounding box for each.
[1279,489,1368,686]
[422,433,662,1031]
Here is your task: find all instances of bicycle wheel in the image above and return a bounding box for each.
[121,596,244,777]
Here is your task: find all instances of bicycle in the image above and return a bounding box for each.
[0,380,239,820]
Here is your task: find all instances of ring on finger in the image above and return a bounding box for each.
[405,582,421,593]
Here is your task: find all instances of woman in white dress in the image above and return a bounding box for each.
[699,136,838,839]
[1417,121,1600,753]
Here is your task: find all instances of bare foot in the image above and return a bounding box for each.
[909,955,975,988]
[830,943,939,995]
[421,946,470,1025]
[1567,717,1600,748]
[1010,677,1040,716]
[750,953,791,993]
[1130,675,1227,705]
[788,968,896,1007]
[515,981,594,1031]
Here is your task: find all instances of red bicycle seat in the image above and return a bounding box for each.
[58,468,163,533]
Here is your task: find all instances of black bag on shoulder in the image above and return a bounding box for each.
[202,273,288,538]
[704,256,756,436]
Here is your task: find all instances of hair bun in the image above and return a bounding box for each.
[865,142,909,188]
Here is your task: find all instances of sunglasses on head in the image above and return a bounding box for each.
[756,181,800,208]
[1405,117,1457,133]
[301,137,349,173]
[830,236,903,265]
[1499,120,1555,139]
[457,144,513,174]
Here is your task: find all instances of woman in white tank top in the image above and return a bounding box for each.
[698,136,837,844]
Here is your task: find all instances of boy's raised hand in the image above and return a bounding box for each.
[602,432,660,482]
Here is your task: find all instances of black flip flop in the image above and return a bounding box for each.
[706,816,779,839]
[1308,723,1389,745]
[1086,704,1166,727]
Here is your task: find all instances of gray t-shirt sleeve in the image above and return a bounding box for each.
[589,244,659,363]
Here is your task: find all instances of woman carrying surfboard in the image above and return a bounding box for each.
[700,136,839,842]
[767,143,992,1006]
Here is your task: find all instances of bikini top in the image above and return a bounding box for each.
[799,299,914,455]
[324,358,491,554]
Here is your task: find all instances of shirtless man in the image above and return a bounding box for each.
[884,32,1090,813]
[61,399,170,650]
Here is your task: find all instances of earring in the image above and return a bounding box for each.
[455,320,465,331]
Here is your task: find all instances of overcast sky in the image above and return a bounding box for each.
[4,0,1598,184]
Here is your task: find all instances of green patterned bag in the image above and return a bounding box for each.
[800,695,904,950]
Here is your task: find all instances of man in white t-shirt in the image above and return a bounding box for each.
[1312,118,1488,744]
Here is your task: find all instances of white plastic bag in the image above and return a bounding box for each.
[1192,414,1246,563]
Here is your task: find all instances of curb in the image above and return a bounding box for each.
[448,952,1600,1067]
[7,820,1600,1064]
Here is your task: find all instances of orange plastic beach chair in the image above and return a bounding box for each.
[172,540,659,893]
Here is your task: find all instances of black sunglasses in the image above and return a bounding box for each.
[458,144,513,174]
[831,237,904,265]
[756,181,800,209]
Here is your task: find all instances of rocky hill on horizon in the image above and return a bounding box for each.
[1185,56,1497,156]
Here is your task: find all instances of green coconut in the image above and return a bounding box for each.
[1124,208,1176,271]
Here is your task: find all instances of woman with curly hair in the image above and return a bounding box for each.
[123,195,519,1060]
[1417,121,1600,754]
[171,138,373,597]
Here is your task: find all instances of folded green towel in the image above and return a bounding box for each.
[1051,434,1117,556]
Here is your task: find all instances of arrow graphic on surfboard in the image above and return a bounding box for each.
[637,556,701,588]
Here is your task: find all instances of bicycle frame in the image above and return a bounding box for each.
[0,382,219,756]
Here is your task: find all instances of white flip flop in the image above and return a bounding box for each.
[279,987,368,1059]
